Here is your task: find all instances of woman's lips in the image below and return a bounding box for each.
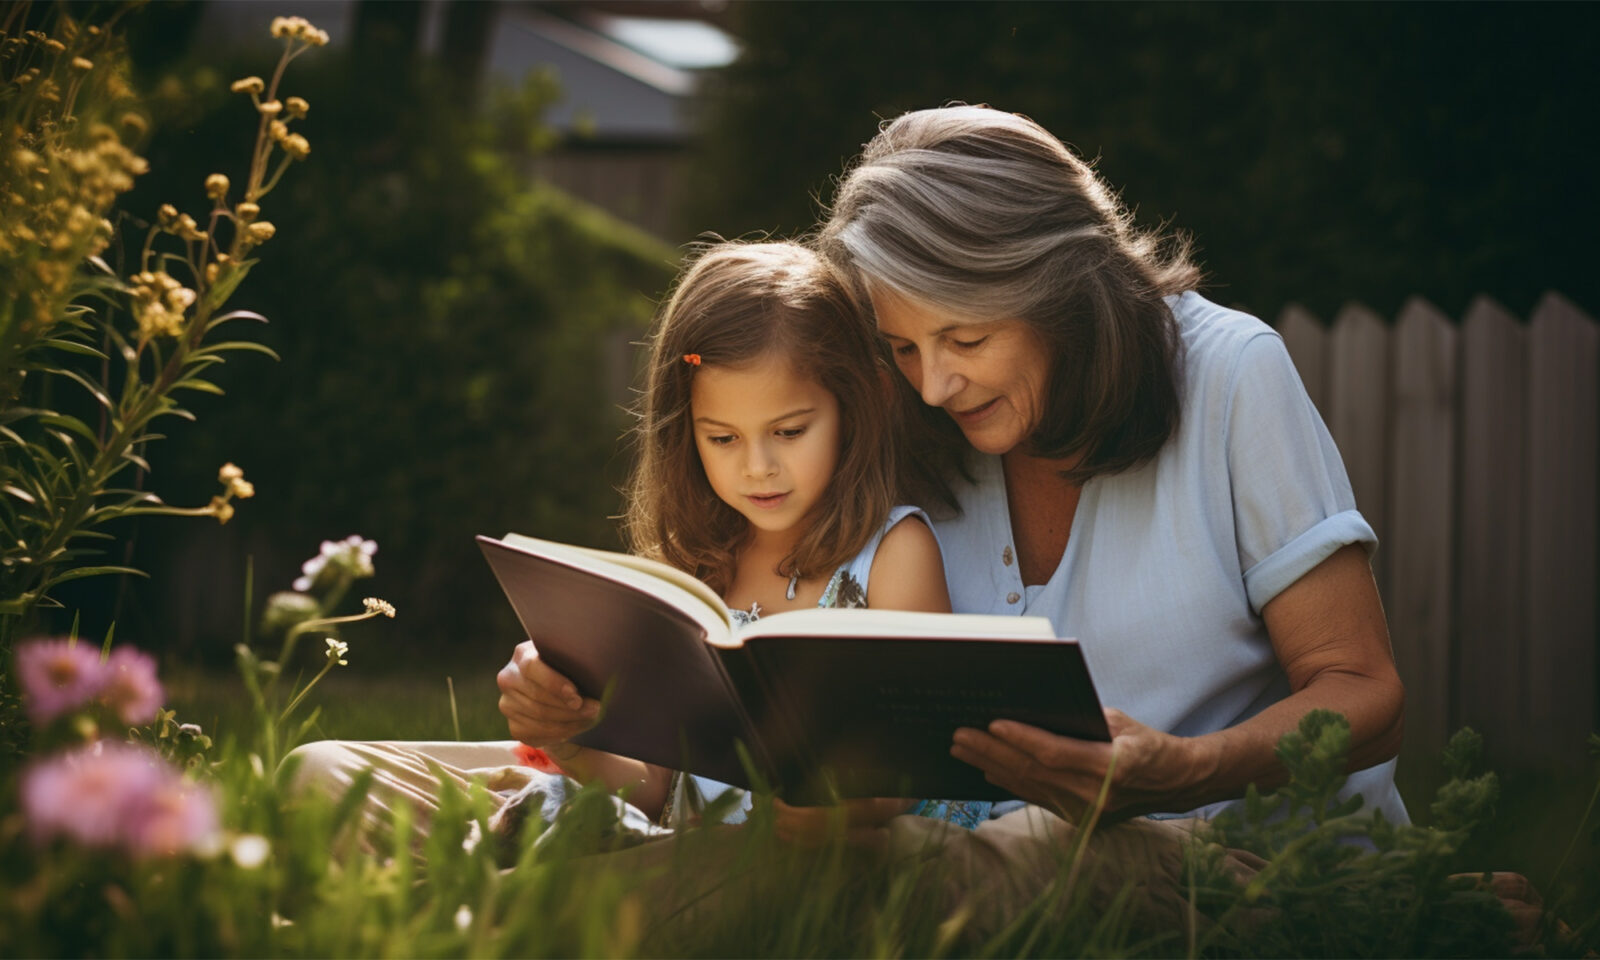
[746,492,789,509]
[951,397,999,425]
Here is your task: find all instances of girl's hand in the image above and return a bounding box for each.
[771,796,914,848]
[950,708,1216,820]
[496,639,602,747]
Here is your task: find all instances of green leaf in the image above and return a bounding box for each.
[37,413,99,445]
[39,366,113,410]
[46,565,148,586]
[172,378,225,395]
[41,338,109,360]
[197,340,281,361]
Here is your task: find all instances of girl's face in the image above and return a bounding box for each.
[874,291,1051,456]
[690,353,841,542]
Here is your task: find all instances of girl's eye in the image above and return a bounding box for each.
[706,434,736,446]
[775,427,806,439]
[951,335,989,350]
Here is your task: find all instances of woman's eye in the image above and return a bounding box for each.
[892,342,917,357]
[951,335,989,350]
[706,434,736,446]
[775,427,806,439]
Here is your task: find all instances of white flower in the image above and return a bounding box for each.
[454,905,473,931]
[230,833,270,869]
[324,637,349,666]
[362,597,396,618]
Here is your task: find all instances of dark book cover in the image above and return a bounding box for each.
[479,535,1110,802]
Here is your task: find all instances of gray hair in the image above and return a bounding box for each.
[817,104,1198,483]
[818,105,1198,318]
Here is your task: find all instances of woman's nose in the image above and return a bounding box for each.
[918,353,964,408]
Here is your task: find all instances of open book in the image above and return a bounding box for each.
[478,532,1109,803]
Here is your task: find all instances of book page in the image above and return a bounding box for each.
[728,608,1059,648]
[498,533,733,634]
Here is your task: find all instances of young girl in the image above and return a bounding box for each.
[498,242,988,839]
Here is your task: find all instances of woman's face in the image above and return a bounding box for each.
[874,292,1052,456]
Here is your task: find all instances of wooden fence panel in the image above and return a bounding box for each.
[1327,303,1393,601]
[1523,293,1599,767]
[1276,304,1329,415]
[1456,297,1529,762]
[1387,297,1457,763]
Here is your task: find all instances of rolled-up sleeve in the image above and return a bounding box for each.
[1225,333,1378,613]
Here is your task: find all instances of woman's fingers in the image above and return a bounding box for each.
[771,796,910,846]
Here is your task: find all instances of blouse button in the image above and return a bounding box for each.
[1001,545,1014,566]
[1006,591,1020,604]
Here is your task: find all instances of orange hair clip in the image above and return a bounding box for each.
[682,353,702,366]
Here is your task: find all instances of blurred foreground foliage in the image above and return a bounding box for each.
[686,2,1598,321]
[60,17,676,661]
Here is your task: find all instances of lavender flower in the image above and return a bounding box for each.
[15,639,108,724]
[98,646,164,725]
[293,534,378,591]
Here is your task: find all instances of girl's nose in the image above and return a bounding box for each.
[743,441,779,479]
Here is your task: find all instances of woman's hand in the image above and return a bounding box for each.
[950,708,1216,820]
[496,639,602,748]
[771,796,913,847]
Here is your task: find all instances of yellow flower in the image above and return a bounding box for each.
[247,221,275,243]
[282,134,310,160]
[258,100,283,117]
[42,38,66,54]
[204,173,229,199]
[362,597,397,618]
[231,479,255,499]
[235,201,259,222]
[324,637,349,666]
[209,496,235,524]
[218,462,244,482]
[286,97,309,119]
[231,76,265,95]
[156,203,178,226]
[70,56,94,72]
[268,119,288,142]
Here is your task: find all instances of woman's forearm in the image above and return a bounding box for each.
[1188,668,1405,807]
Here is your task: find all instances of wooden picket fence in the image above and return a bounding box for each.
[1271,292,1598,772]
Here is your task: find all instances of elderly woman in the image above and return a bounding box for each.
[812,104,1406,828]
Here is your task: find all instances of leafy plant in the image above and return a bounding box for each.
[0,6,324,646]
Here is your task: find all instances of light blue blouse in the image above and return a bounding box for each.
[931,291,1408,825]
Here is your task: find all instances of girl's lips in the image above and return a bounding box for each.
[951,397,999,424]
[746,493,789,509]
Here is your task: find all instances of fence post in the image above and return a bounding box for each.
[1523,292,1599,767]
[1387,297,1458,765]
[1327,303,1393,602]
[1276,303,1329,415]
[1456,296,1530,764]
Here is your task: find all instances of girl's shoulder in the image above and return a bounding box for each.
[856,506,950,613]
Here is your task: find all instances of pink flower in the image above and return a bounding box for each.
[22,741,167,847]
[97,646,164,725]
[126,777,221,859]
[15,639,108,724]
[21,741,221,858]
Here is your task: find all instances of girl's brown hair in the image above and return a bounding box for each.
[622,242,896,595]
[819,105,1200,491]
